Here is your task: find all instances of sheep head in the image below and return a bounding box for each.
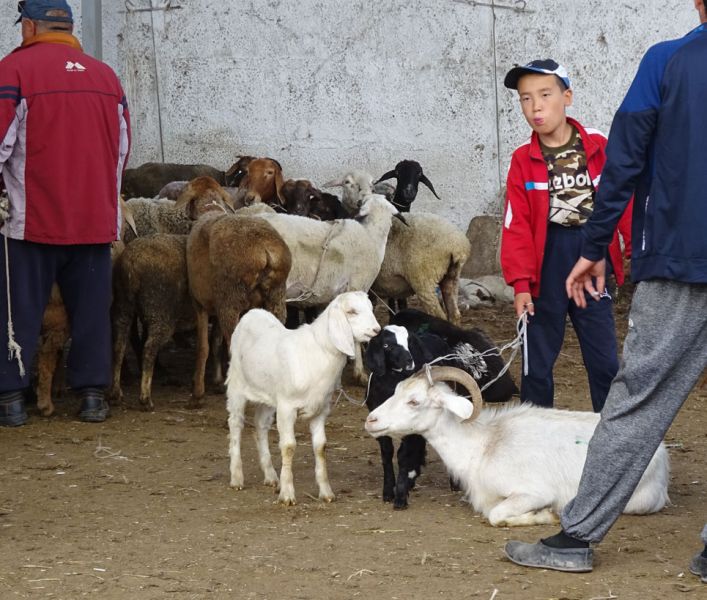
[323,169,374,215]
[175,175,235,219]
[239,157,285,209]
[376,160,440,211]
[365,366,484,437]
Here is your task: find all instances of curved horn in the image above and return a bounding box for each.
[375,169,397,184]
[419,174,440,199]
[424,366,484,421]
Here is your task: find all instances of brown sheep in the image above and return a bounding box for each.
[238,157,286,210]
[108,234,195,410]
[121,162,226,198]
[186,212,292,404]
[122,177,235,243]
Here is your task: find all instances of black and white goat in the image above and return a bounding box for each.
[364,317,518,508]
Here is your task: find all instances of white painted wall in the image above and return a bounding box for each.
[0,0,699,227]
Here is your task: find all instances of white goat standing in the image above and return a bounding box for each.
[365,367,670,526]
[226,291,381,505]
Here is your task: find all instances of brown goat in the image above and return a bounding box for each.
[121,162,226,198]
[224,155,256,187]
[238,157,286,209]
[280,179,348,221]
[186,212,292,403]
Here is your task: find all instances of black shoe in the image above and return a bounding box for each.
[505,539,594,573]
[0,390,28,427]
[78,387,110,423]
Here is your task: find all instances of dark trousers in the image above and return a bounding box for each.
[0,237,112,394]
[521,224,619,412]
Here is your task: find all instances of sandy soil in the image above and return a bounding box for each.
[1,299,705,600]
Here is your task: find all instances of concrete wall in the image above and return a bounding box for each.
[0,0,699,228]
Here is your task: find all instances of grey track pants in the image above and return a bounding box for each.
[561,279,707,543]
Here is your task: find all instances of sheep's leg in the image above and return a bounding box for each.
[410,283,447,321]
[376,436,396,502]
[139,325,172,411]
[108,310,135,406]
[439,267,463,325]
[487,494,558,527]
[227,391,247,490]
[210,321,225,386]
[253,404,278,487]
[394,434,426,510]
[276,404,298,505]
[351,342,368,386]
[309,411,335,502]
[190,306,210,406]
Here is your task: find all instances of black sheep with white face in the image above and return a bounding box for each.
[375,160,440,213]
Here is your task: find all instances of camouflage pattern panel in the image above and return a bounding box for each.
[542,127,595,227]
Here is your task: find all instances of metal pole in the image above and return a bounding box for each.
[81,0,103,60]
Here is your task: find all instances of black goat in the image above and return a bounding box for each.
[365,325,451,509]
[390,308,519,403]
[376,159,440,213]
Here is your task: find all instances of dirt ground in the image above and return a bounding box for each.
[1,297,705,600]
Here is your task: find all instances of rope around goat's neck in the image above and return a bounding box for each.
[3,233,25,377]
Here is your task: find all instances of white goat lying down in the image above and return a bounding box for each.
[226,291,380,505]
[365,367,669,527]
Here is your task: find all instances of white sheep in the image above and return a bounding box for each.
[365,366,669,526]
[226,291,381,505]
[372,212,472,324]
[256,193,401,383]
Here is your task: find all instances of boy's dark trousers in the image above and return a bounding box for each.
[0,237,112,394]
[521,224,619,412]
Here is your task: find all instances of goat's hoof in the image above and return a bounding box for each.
[393,500,409,510]
[139,400,154,412]
[263,477,279,488]
[278,497,297,506]
[319,494,335,503]
[382,494,394,503]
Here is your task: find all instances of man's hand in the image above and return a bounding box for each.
[566,257,606,308]
[514,292,534,318]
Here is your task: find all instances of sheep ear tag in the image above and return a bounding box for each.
[440,392,475,421]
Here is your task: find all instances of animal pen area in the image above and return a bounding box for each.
[1,298,705,600]
[1,1,706,600]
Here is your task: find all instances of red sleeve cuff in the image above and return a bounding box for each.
[513,280,531,294]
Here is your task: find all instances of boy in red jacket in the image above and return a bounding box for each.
[500,59,629,412]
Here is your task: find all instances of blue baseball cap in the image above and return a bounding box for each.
[15,0,74,25]
[504,59,571,91]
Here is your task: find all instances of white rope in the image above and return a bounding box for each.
[421,310,529,393]
[3,234,25,378]
[333,385,366,407]
[367,288,396,316]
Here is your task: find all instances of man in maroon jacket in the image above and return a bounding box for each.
[0,0,131,426]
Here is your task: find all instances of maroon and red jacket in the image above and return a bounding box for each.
[501,117,631,296]
[0,33,130,244]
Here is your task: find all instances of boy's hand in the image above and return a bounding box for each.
[514,292,534,318]
[566,257,606,308]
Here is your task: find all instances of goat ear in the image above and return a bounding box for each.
[376,169,396,183]
[436,389,475,421]
[364,339,386,376]
[419,174,440,199]
[328,302,355,357]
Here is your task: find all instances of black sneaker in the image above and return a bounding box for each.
[0,390,28,427]
[78,387,110,423]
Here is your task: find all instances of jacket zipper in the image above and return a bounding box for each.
[641,195,650,251]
